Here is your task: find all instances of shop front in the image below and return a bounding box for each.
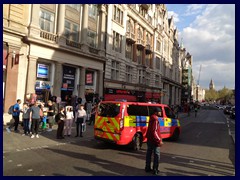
[34,63,52,103]
[104,88,138,102]
[61,65,76,105]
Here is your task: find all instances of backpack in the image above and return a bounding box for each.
[8,105,14,115]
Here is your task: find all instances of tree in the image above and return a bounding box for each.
[205,89,218,102]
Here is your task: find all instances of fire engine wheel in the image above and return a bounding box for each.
[171,128,180,141]
[132,133,142,151]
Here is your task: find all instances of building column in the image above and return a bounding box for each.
[26,55,37,94]
[98,5,107,57]
[81,4,89,52]
[53,62,62,97]
[133,21,138,62]
[96,70,104,97]
[57,4,66,45]
[73,67,80,96]
[29,4,41,37]
[79,67,86,99]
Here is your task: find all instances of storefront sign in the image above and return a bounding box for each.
[35,81,51,90]
[86,71,94,85]
[62,66,75,91]
[37,63,49,80]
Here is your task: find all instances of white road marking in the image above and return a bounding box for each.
[8,160,13,163]
[17,164,22,167]
[27,169,33,172]
[189,160,194,163]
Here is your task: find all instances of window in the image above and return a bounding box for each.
[64,20,79,42]
[155,75,160,87]
[156,41,161,52]
[126,66,133,83]
[111,61,120,80]
[39,9,55,33]
[98,103,120,117]
[148,106,163,117]
[66,4,80,11]
[137,49,143,64]
[112,31,122,53]
[125,43,133,60]
[138,70,145,84]
[156,57,160,70]
[113,5,123,25]
[145,54,151,67]
[127,105,148,116]
[164,107,175,118]
[87,30,97,47]
[146,72,150,86]
[89,4,97,19]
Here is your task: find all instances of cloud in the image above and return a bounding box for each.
[184,4,207,16]
[180,4,235,90]
[168,11,180,23]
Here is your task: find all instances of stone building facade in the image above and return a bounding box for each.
[3,4,193,124]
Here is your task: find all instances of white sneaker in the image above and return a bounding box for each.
[36,134,39,138]
[22,134,26,136]
[31,135,35,138]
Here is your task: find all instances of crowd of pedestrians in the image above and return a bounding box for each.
[5,97,99,140]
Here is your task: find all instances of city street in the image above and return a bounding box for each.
[3,106,235,176]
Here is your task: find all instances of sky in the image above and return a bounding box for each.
[166,4,235,91]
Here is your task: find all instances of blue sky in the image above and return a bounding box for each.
[166,4,235,91]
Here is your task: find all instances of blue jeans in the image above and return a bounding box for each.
[23,118,30,134]
[146,141,160,170]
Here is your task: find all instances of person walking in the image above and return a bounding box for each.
[75,104,86,137]
[22,103,31,136]
[64,106,74,136]
[46,100,57,132]
[55,107,66,139]
[29,102,41,138]
[145,107,163,175]
[88,104,97,125]
[6,99,22,133]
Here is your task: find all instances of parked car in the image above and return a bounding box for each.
[230,106,235,119]
[224,106,232,114]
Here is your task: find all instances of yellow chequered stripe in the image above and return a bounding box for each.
[164,118,172,127]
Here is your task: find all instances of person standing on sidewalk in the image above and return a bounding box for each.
[75,104,86,137]
[145,107,163,175]
[46,100,56,132]
[29,102,41,138]
[64,106,74,136]
[56,107,66,139]
[6,99,22,133]
[22,103,31,136]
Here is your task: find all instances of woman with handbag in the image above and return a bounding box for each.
[56,107,66,139]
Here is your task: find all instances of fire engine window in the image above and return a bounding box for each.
[164,107,175,118]
[148,106,163,117]
[127,105,148,116]
[98,103,120,117]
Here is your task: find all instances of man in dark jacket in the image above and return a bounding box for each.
[145,107,163,175]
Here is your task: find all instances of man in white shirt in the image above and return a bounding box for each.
[75,105,86,137]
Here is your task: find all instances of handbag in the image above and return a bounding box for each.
[82,122,86,132]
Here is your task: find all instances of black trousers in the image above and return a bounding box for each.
[57,120,64,138]
[76,118,84,136]
[9,116,19,131]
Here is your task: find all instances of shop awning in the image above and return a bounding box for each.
[104,94,137,102]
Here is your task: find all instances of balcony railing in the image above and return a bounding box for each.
[136,39,145,49]
[40,30,58,43]
[66,39,81,49]
[126,31,136,44]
